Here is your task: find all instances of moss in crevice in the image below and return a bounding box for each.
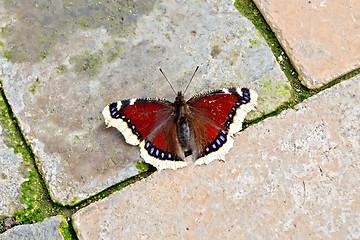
[313,68,360,95]
[59,216,73,240]
[66,167,156,211]
[234,0,314,105]
[136,161,151,172]
[0,82,56,224]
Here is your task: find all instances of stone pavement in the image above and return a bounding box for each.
[1,0,360,239]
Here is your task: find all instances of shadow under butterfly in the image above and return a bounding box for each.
[102,66,258,171]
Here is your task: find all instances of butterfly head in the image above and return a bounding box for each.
[175,91,186,103]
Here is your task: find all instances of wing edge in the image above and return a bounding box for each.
[139,141,187,171]
[102,101,140,145]
[194,134,234,165]
[228,88,258,135]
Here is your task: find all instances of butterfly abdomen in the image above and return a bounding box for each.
[178,119,191,151]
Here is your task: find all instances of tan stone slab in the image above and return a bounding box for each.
[73,75,360,239]
[253,0,360,88]
[0,0,291,205]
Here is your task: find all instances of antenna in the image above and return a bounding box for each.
[183,66,199,95]
[159,68,176,94]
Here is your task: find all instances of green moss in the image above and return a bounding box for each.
[0,216,6,233]
[0,24,11,37]
[56,65,66,73]
[13,180,54,223]
[69,197,79,206]
[29,78,42,94]
[4,50,12,61]
[59,215,72,240]
[76,16,91,28]
[70,52,103,78]
[248,38,259,46]
[117,45,124,53]
[82,55,101,71]
[107,45,124,62]
[136,162,150,172]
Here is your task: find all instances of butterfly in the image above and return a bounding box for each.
[102,67,258,171]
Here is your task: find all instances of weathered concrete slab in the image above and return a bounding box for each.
[253,0,360,89]
[0,0,291,205]
[0,215,67,240]
[73,75,360,239]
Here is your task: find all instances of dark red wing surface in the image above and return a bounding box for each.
[104,99,185,163]
[187,88,254,159]
[117,100,172,141]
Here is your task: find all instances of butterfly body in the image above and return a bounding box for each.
[173,92,189,150]
[103,87,258,171]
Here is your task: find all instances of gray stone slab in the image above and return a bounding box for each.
[0,0,291,205]
[0,215,66,240]
[253,0,360,89]
[0,125,26,216]
[73,75,360,239]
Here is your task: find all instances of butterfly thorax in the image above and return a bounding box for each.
[174,91,192,152]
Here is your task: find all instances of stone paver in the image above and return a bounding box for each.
[0,216,66,240]
[0,0,291,205]
[253,0,360,89]
[73,75,360,239]
[0,124,26,216]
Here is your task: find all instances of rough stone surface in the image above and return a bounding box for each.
[0,216,65,240]
[0,0,291,205]
[253,0,360,89]
[73,75,360,239]
[0,127,26,216]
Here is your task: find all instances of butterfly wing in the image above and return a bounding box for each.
[102,99,187,171]
[187,87,258,165]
